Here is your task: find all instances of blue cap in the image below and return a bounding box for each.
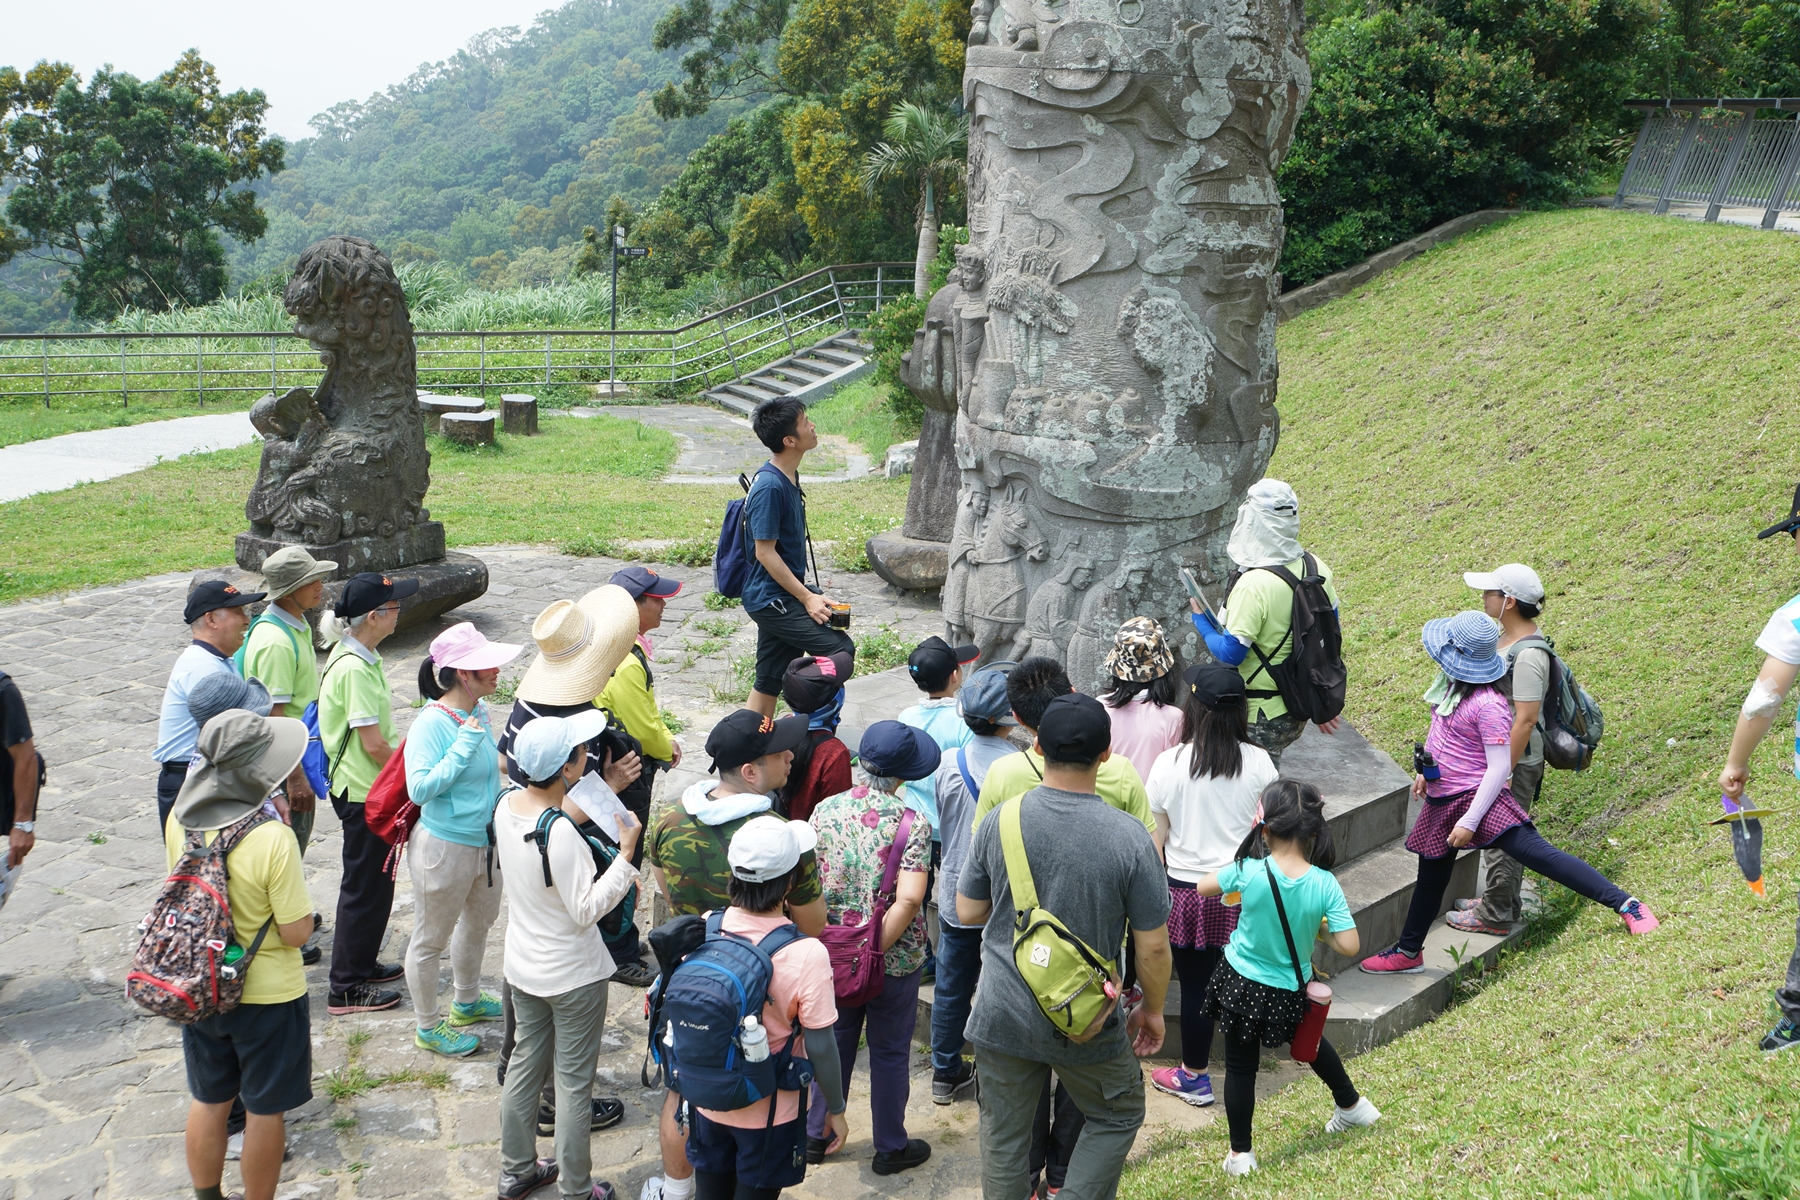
[957,668,1017,726]
[611,565,682,600]
[858,721,942,782]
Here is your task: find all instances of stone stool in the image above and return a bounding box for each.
[419,394,487,433]
[441,411,497,445]
[502,393,539,436]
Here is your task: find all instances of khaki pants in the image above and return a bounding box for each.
[500,980,609,1199]
[404,826,503,1026]
[975,1044,1144,1200]
[1473,760,1545,926]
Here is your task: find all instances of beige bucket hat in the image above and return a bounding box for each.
[174,710,309,831]
[516,584,640,706]
[258,546,338,601]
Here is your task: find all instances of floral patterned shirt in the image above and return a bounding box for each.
[809,785,935,976]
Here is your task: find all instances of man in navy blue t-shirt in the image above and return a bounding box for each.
[743,397,855,717]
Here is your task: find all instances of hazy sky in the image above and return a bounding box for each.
[8,0,569,141]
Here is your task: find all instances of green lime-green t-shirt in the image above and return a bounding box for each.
[1222,555,1342,722]
[971,750,1154,835]
[243,609,320,712]
[319,641,396,803]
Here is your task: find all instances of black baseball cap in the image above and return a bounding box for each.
[908,635,979,692]
[611,565,683,599]
[335,572,420,619]
[783,652,853,714]
[184,580,265,624]
[1183,662,1247,708]
[1036,693,1111,765]
[706,708,809,773]
[1759,483,1800,539]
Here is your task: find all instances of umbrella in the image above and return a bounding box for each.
[1711,794,1769,897]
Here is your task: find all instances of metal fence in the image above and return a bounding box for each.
[0,262,916,409]
[1616,99,1800,227]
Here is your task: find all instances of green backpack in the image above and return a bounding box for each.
[999,796,1120,1044]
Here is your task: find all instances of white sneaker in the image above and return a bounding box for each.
[225,1132,243,1161]
[1324,1096,1382,1134]
[1222,1150,1257,1176]
[640,1181,666,1200]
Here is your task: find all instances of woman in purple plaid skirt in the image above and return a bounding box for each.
[1143,663,1280,1107]
[1361,611,1659,975]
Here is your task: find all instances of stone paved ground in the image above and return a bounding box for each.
[0,546,1237,1200]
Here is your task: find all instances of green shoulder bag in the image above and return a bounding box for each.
[999,796,1120,1043]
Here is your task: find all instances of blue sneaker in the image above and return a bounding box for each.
[1762,1018,1800,1054]
[415,1019,481,1058]
[1150,1065,1215,1107]
[448,992,502,1026]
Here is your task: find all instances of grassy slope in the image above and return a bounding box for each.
[0,414,908,604]
[1124,208,1800,1197]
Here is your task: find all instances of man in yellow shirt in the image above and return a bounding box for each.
[166,710,317,1200]
[971,657,1154,834]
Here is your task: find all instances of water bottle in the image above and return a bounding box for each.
[1413,742,1441,782]
[739,1015,769,1063]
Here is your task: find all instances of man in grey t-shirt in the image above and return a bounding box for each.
[956,694,1171,1200]
[1458,563,1552,931]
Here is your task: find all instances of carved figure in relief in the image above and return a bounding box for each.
[1021,555,1095,662]
[1066,557,1152,694]
[943,485,990,642]
[965,481,1047,661]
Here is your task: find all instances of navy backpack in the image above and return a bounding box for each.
[713,465,779,600]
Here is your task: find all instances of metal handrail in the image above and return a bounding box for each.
[1616,102,1800,229]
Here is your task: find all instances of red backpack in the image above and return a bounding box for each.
[364,701,458,876]
[128,808,277,1023]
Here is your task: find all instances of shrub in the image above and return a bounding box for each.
[866,293,926,423]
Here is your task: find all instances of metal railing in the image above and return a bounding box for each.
[1617,99,1800,227]
[0,262,916,409]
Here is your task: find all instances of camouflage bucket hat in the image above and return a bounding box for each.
[1104,616,1175,683]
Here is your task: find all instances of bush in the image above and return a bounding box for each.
[866,293,926,423]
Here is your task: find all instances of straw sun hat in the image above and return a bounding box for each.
[516,584,641,705]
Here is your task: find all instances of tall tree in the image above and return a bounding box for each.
[860,101,966,296]
[0,50,285,319]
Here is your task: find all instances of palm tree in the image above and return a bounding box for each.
[861,102,969,297]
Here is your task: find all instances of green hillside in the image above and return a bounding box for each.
[1125,208,1800,1197]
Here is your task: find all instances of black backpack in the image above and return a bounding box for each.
[1224,552,1347,724]
[1509,635,1603,771]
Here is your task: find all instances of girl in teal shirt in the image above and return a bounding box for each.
[1194,781,1382,1177]
[402,623,523,1057]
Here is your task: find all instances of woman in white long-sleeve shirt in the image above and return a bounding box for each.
[494,712,642,1200]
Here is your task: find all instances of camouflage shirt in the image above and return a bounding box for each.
[647,806,823,917]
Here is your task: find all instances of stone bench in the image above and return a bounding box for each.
[419,394,487,433]
[501,393,538,436]
[441,411,497,445]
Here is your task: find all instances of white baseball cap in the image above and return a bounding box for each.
[513,710,608,781]
[1463,563,1545,605]
[727,815,819,883]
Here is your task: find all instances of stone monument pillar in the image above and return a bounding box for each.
[945,0,1310,688]
[226,236,486,629]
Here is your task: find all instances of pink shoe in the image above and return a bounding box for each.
[1445,909,1509,936]
[1619,898,1659,934]
[1359,946,1424,974]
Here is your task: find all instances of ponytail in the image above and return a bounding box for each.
[417,656,457,700]
[1233,779,1335,870]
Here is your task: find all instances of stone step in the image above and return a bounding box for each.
[701,328,875,412]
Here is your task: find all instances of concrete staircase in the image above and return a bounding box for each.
[703,331,875,416]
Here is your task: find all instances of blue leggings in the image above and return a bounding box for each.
[1398,823,1628,955]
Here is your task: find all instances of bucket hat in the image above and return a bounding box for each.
[173,711,309,831]
[1421,610,1506,685]
[1104,616,1176,682]
[429,622,524,672]
[188,673,273,729]
[517,585,642,706]
[258,546,338,601]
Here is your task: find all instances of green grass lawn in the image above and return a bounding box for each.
[1123,208,1800,1198]
[0,412,909,604]
[0,391,262,447]
[809,378,921,463]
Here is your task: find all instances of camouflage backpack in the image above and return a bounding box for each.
[127,808,277,1023]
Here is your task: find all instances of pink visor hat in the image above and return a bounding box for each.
[430,622,525,671]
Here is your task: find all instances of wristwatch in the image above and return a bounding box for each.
[13,821,32,833]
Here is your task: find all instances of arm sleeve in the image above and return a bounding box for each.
[550,822,639,927]
[263,828,316,927]
[404,710,489,806]
[1322,876,1356,933]
[1126,835,1174,932]
[600,657,675,760]
[1512,647,1550,705]
[1456,741,1514,832]
[959,818,993,903]
[745,475,782,541]
[788,848,824,906]
[346,664,385,728]
[804,1026,846,1113]
[0,682,32,748]
[1190,611,1249,666]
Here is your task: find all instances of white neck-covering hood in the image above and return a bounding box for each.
[1227,478,1303,569]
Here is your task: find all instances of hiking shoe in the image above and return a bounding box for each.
[1445,909,1509,936]
[369,961,405,984]
[1762,1019,1800,1054]
[805,1136,830,1165]
[416,1020,482,1058]
[1358,946,1424,974]
[1619,898,1660,934]
[301,944,322,966]
[1452,897,1479,913]
[611,959,658,988]
[1222,1150,1257,1177]
[1324,1096,1382,1133]
[498,1158,558,1200]
[871,1138,931,1176]
[328,983,402,1014]
[586,1185,618,1200]
[1150,1066,1215,1107]
[448,992,502,1026]
[932,1058,976,1105]
[537,1097,625,1136]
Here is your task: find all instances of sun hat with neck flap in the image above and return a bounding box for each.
[174,710,309,831]
[517,584,640,706]
[1421,610,1507,685]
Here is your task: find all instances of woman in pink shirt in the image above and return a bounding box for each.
[1361,611,1657,975]
[1101,617,1186,780]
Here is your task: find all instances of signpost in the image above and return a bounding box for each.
[609,224,651,389]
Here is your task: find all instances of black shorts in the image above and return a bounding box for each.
[747,598,855,698]
[686,1107,808,1191]
[183,996,313,1115]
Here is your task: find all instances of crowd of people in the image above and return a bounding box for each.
[28,394,1800,1200]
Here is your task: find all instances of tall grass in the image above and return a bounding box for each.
[1621,1120,1800,1200]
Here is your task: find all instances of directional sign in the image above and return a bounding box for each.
[622,247,651,258]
